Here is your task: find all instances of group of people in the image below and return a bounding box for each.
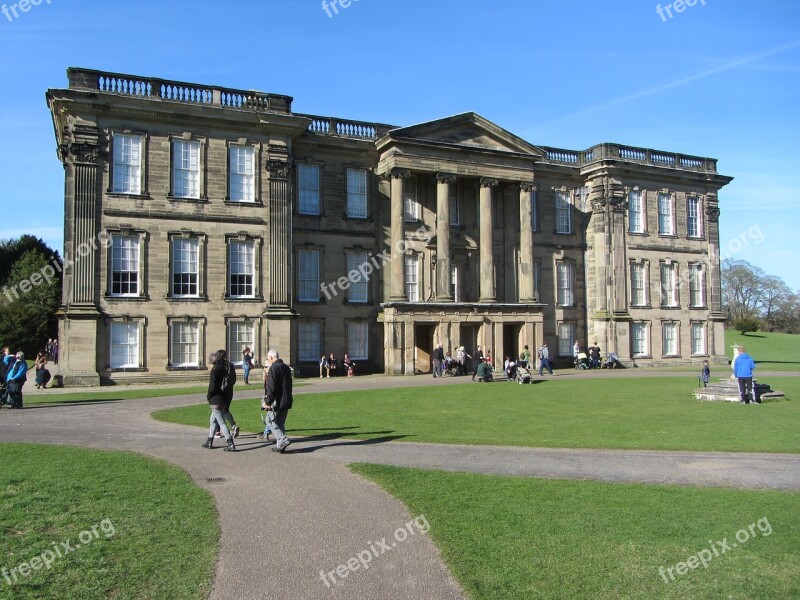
[319,353,356,378]
[203,348,293,453]
[432,345,473,377]
[0,347,29,408]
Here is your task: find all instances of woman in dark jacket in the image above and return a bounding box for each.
[202,350,236,451]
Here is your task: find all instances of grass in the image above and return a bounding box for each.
[352,464,800,600]
[726,329,800,372]
[19,387,209,406]
[153,376,799,453]
[0,444,217,600]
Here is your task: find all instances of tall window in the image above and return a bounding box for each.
[171,238,199,298]
[403,176,419,222]
[172,140,200,199]
[557,262,574,307]
[404,254,419,302]
[687,197,702,238]
[662,322,678,356]
[347,321,369,360]
[110,321,139,369]
[630,262,647,306]
[451,264,459,302]
[298,164,320,215]
[170,321,199,367]
[298,321,321,361]
[347,168,367,218]
[628,190,644,233]
[112,134,142,194]
[229,146,255,202]
[689,264,705,307]
[558,322,575,357]
[660,263,678,307]
[110,235,139,297]
[347,252,369,303]
[632,322,649,357]
[298,250,320,302]
[691,322,706,355]
[555,191,572,234]
[449,183,460,226]
[658,193,674,235]
[229,240,255,298]
[227,321,254,366]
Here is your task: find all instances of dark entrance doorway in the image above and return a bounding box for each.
[414,323,435,374]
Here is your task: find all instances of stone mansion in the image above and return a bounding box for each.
[47,68,732,385]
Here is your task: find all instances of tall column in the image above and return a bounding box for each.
[389,169,410,301]
[479,178,498,303]
[706,195,722,315]
[518,182,536,302]
[436,173,456,301]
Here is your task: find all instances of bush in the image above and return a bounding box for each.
[733,316,760,335]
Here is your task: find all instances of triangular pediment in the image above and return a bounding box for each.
[386,112,544,157]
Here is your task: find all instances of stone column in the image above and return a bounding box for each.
[390,169,410,301]
[706,196,722,314]
[518,182,536,302]
[436,173,456,301]
[479,178,498,303]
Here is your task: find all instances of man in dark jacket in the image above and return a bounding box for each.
[202,350,236,451]
[471,345,484,381]
[265,349,293,453]
[432,343,444,378]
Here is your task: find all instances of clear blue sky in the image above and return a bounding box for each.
[1,0,798,289]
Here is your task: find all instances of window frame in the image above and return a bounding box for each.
[630,261,649,307]
[556,261,575,307]
[227,237,259,299]
[169,235,204,299]
[346,168,368,219]
[631,322,650,358]
[657,192,675,236]
[107,231,146,299]
[687,196,703,239]
[346,251,369,303]
[168,318,203,369]
[449,181,461,226]
[346,320,369,361]
[108,318,144,370]
[689,263,706,308]
[170,138,203,200]
[297,163,321,215]
[661,321,679,357]
[298,320,322,362]
[226,318,257,367]
[659,261,679,308]
[557,322,576,357]
[403,175,420,223]
[297,248,321,302]
[691,321,707,356]
[110,132,145,196]
[228,143,258,203]
[404,253,420,302]
[555,190,573,234]
[628,189,645,234]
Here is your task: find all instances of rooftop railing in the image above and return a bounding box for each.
[297,113,397,140]
[541,142,717,173]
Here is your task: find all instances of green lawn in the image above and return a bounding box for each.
[20,386,209,406]
[725,329,800,372]
[352,464,800,600]
[0,444,217,600]
[153,376,799,453]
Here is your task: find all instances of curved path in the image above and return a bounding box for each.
[3,370,798,598]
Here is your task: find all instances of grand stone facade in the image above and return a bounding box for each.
[47,68,732,385]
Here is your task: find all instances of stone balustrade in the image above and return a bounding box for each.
[541,142,718,173]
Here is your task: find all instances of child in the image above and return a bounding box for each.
[700,360,710,388]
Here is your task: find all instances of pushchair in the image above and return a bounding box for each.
[515,360,532,384]
[575,352,589,370]
[443,358,462,377]
[603,352,622,369]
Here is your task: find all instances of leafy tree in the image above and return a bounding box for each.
[0,234,59,285]
[733,316,760,336]
[722,259,764,322]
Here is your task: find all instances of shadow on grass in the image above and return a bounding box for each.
[10,399,128,409]
[757,361,800,365]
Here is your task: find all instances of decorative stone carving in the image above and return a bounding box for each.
[519,181,537,193]
[391,168,411,179]
[706,206,721,222]
[266,160,292,179]
[59,142,101,164]
[480,177,499,188]
[436,172,457,184]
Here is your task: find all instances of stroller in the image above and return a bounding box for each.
[603,352,623,369]
[515,360,532,384]
[575,352,589,370]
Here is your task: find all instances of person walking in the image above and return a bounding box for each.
[265,349,293,453]
[5,351,29,409]
[456,346,470,375]
[242,347,254,385]
[472,345,484,380]
[257,361,273,442]
[432,343,444,378]
[732,346,758,404]
[202,350,237,451]
[538,342,554,376]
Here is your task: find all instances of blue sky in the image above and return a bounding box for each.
[1,0,798,288]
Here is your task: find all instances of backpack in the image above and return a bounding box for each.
[220,361,234,392]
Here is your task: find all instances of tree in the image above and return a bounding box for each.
[0,234,59,285]
[721,259,764,322]
[733,316,760,336]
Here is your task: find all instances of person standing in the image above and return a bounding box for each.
[700,360,711,388]
[242,347,254,385]
[202,350,237,451]
[257,361,273,442]
[52,339,59,365]
[573,340,580,367]
[265,349,293,453]
[538,342,554,376]
[733,346,758,404]
[0,347,11,404]
[472,345,484,380]
[34,349,50,389]
[520,345,531,363]
[432,343,444,378]
[456,346,470,375]
[5,352,28,409]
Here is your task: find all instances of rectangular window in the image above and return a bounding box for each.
[403,176,419,222]
[557,262,574,307]
[449,184,460,226]
[172,140,200,199]
[687,197,702,238]
[347,321,369,360]
[658,193,674,235]
[229,146,255,203]
[691,322,706,355]
[689,264,705,307]
[110,321,139,369]
[555,191,572,234]
[170,321,199,367]
[298,164,320,215]
[631,262,646,306]
[229,240,255,298]
[558,322,575,357]
[662,322,678,356]
[346,168,367,218]
[171,238,199,297]
[112,134,142,194]
[227,321,254,366]
[660,263,678,307]
[298,321,321,362]
[632,323,648,357]
[451,264,459,302]
[347,252,369,303]
[298,249,320,302]
[628,190,644,233]
[110,235,139,297]
[404,254,419,302]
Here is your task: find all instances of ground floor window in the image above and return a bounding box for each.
[110,321,140,369]
[662,322,678,357]
[632,322,650,357]
[227,320,255,366]
[170,320,200,367]
[691,321,706,355]
[557,322,575,357]
[347,321,368,360]
[298,321,321,362]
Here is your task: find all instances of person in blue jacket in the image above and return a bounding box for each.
[5,351,28,409]
[732,346,758,404]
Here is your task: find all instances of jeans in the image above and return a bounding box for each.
[243,364,251,383]
[433,359,442,377]
[268,408,289,446]
[737,377,755,403]
[538,358,553,375]
[209,407,231,439]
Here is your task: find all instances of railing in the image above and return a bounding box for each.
[297,113,396,140]
[68,67,292,113]
[540,143,718,173]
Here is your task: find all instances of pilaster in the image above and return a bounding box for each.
[435,173,456,301]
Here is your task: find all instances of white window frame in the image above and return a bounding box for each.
[449,183,460,226]
[691,321,706,356]
[228,239,256,299]
[111,133,143,195]
[658,192,675,236]
[403,175,419,222]
[687,196,703,238]
[172,139,201,199]
[662,322,679,357]
[347,252,369,303]
[298,163,320,215]
[451,263,460,302]
[109,320,141,369]
[660,262,679,307]
[631,322,649,358]
[227,320,255,367]
[169,320,201,368]
[346,168,368,218]
[298,321,321,362]
[298,249,320,302]
[556,261,574,307]
[689,263,705,307]
[346,321,369,361]
[628,190,644,233]
[229,145,256,203]
[557,322,576,357]
[630,262,648,307]
[555,191,572,234]
[171,237,200,298]
[404,254,420,302]
[110,234,141,297]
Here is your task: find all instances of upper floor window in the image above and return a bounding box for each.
[556,261,574,307]
[346,168,367,218]
[555,191,572,234]
[403,176,419,222]
[172,140,200,199]
[449,183,460,226]
[229,146,256,203]
[298,249,320,302]
[404,254,420,302]
[660,262,679,307]
[229,240,255,298]
[112,133,143,194]
[630,262,648,306]
[451,264,460,302]
[347,252,369,303]
[110,235,140,297]
[171,237,199,298]
[658,193,674,235]
[628,190,644,233]
[687,197,702,238]
[298,164,320,215]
